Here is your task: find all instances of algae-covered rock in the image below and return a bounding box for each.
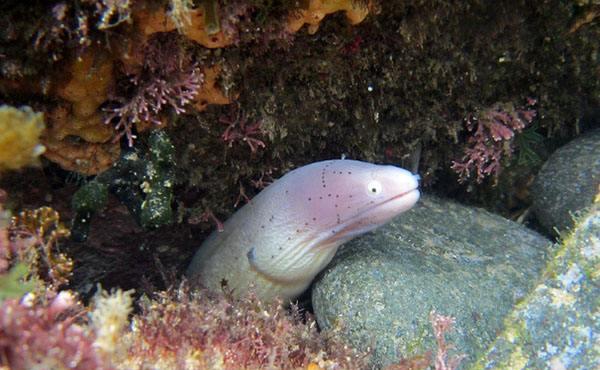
[0,105,45,172]
[71,130,175,241]
[312,195,553,368]
[531,129,600,235]
[474,201,599,370]
[71,181,110,241]
[139,130,176,229]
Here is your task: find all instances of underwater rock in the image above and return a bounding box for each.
[474,202,599,370]
[312,195,553,368]
[71,130,175,241]
[531,129,600,235]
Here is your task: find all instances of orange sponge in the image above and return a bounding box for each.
[287,0,371,34]
[135,4,233,49]
[42,50,120,175]
[193,66,236,112]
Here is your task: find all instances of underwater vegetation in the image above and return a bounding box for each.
[0,203,72,297]
[71,130,176,241]
[104,33,204,147]
[0,105,45,172]
[451,99,538,184]
[0,0,597,218]
[0,290,110,370]
[0,200,462,370]
[0,285,463,369]
[0,218,463,370]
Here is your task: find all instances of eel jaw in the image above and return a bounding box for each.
[315,187,420,250]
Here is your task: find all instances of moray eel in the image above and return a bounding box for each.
[186,159,420,302]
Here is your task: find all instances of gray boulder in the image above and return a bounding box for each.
[473,203,599,370]
[312,195,553,368]
[532,129,600,235]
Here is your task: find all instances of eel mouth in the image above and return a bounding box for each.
[314,186,420,249]
[383,187,420,205]
[356,186,420,222]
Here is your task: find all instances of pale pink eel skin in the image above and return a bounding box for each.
[186,159,420,302]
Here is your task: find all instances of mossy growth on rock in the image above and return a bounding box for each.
[169,0,600,227]
[473,200,600,369]
[71,130,175,241]
[140,130,176,228]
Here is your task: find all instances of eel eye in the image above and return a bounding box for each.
[367,180,383,196]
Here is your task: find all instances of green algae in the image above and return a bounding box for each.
[0,263,37,303]
[71,181,110,241]
[71,130,175,241]
[140,130,176,229]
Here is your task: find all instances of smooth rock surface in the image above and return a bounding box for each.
[312,195,553,368]
[531,129,600,235]
[474,202,599,370]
